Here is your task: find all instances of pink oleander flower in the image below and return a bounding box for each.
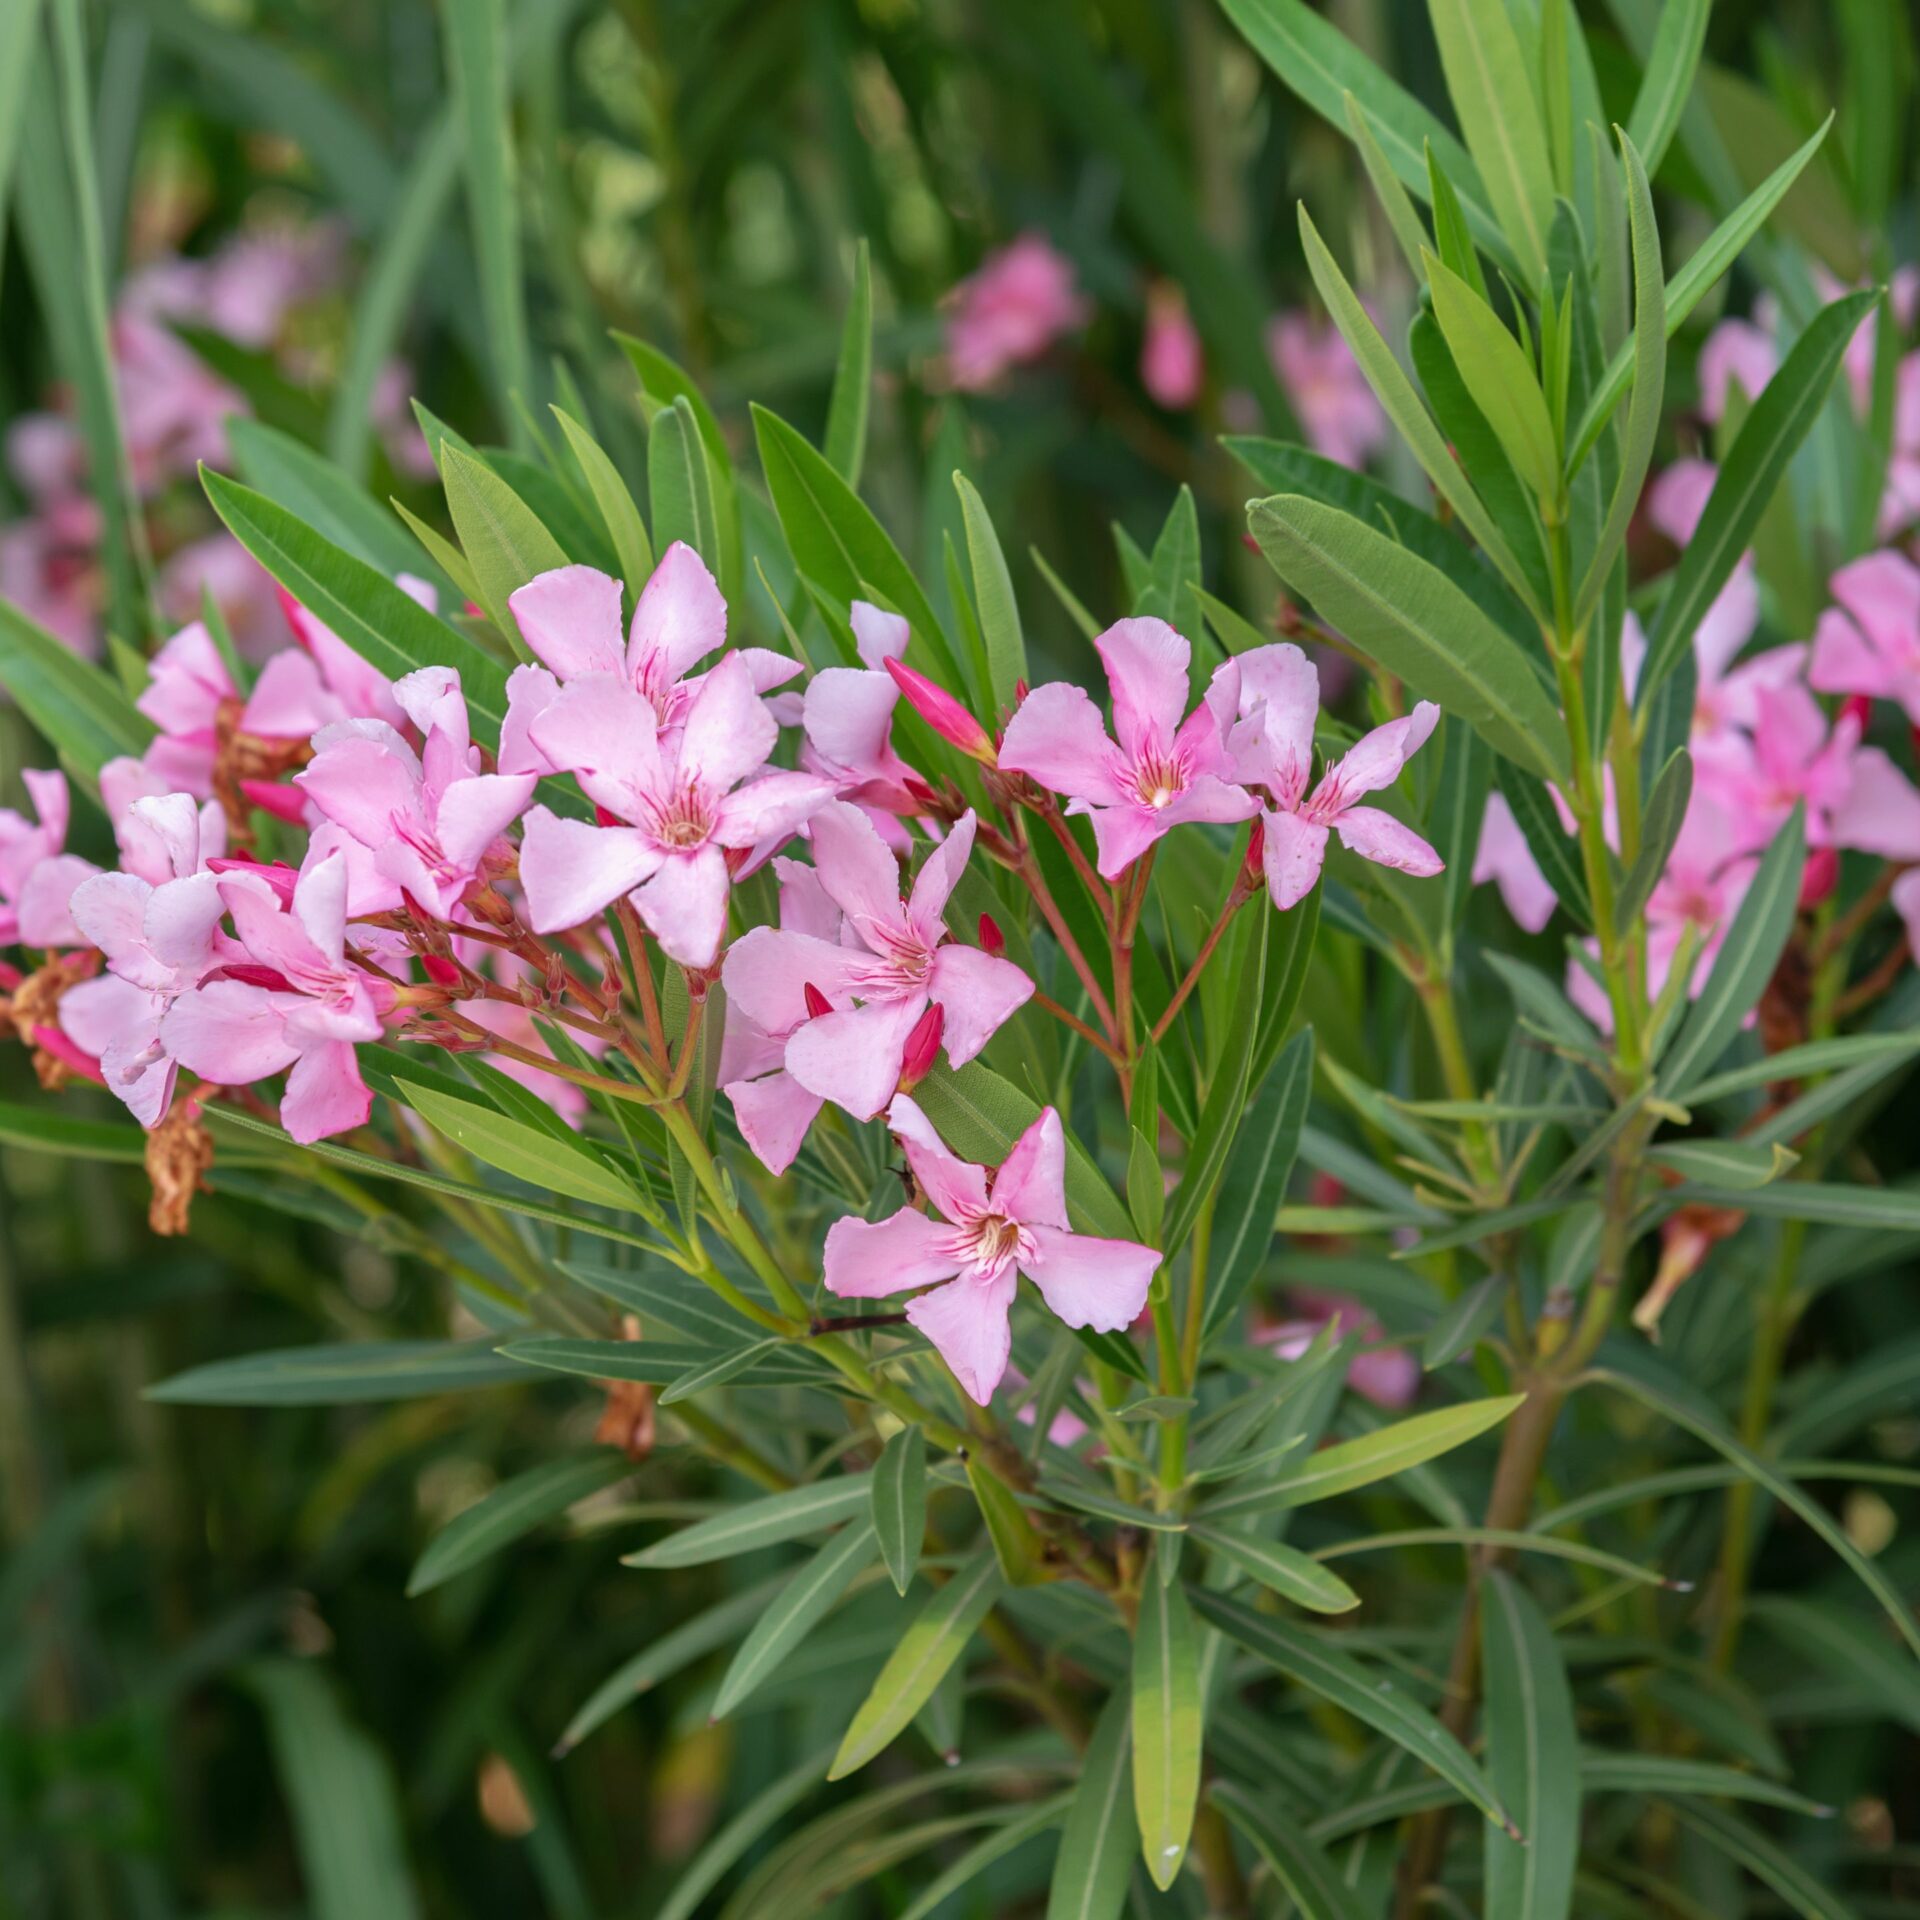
[500,545,798,776]
[1257,1292,1419,1409]
[114,312,240,495]
[1809,550,1920,724]
[161,844,394,1144]
[943,233,1089,393]
[800,601,926,828]
[297,666,535,920]
[519,651,834,967]
[158,534,284,661]
[0,493,101,657]
[135,619,236,796]
[196,220,346,350]
[1472,791,1557,934]
[0,770,96,949]
[60,797,229,1127]
[243,583,417,740]
[1220,642,1441,909]
[99,755,228,884]
[721,803,1033,1160]
[1000,617,1257,878]
[1267,311,1387,469]
[884,654,997,764]
[822,1094,1158,1405]
[1141,281,1204,410]
[1697,317,1778,424]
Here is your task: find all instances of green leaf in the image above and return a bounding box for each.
[1622,0,1710,178]
[1657,803,1804,1096]
[1749,1596,1920,1741]
[1131,1564,1202,1890]
[712,1521,882,1717]
[0,597,153,784]
[1424,252,1559,503]
[871,1424,927,1596]
[1423,1272,1508,1369]
[824,240,873,490]
[0,0,46,262]
[827,1548,1003,1778]
[444,0,529,438]
[1344,89,1430,276]
[967,1453,1046,1586]
[1248,495,1568,785]
[1568,116,1835,470]
[625,1479,872,1569]
[1647,1140,1796,1189]
[1212,1782,1371,1920]
[1664,1801,1862,1920]
[245,1660,420,1920]
[440,445,567,657]
[1481,1573,1579,1920]
[499,1338,816,1391]
[1638,294,1874,702]
[1045,1689,1136,1920]
[0,1100,151,1163]
[203,472,510,735]
[1203,1030,1314,1343]
[1615,748,1691,935]
[1682,1183,1920,1231]
[1580,1753,1828,1817]
[1201,1394,1525,1519]
[1494,766,1591,930]
[895,1797,1072,1920]
[551,406,653,596]
[1574,131,1663,630]
[1297,210,1539,615]
[1427,144,1491,301]
[955,472,1027,713]
[1687,1032,1920,1105]
[1195,1591,1512,1827]
[1195,1524,1360,1614]
[407,1452,630,1596]
[147,1341,524,1406]
[656,1339,786,1406]
[1425,0,1554,283]
[391,1078,644,1212]
[650,396,719,569]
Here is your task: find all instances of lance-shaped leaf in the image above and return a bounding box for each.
[1131,1566,1202,1890]
[0,598,152,785]
[1425,252,1559,505]
[391,1079,645,1212]
[1213,1783,1372,1920]
[434,450,566,654]
[955,472,1026,712]
[625,1479,871,1568]
[148,1341,524,1406]
[407,1452,630,1596]
[824,239,873,489]
[1494,765,1592,930]
[1195,1524,1360,1614]
[551,405,653,596]
[1614,748,1692,935]
[713,1521,882,1716]
[1248,495,1569,785]
[1647,1140,1796,1190]
[1045,1690,1136,1920]
[1622,0,1711,179]
[871,1424,927,1596]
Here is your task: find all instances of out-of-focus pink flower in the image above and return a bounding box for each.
[1267,311,1386,468]
[822,1094,1158,1405]
[371,360,438,479]
[297,667,535,920]
[722,803,1032,1156]
[1141,281,1203,410]
[1472,790,1557,933]
[60,796,228,1127]
[1000,617,1256,878]
[1894,868,1920,968]
[943,233,1088,393]
[161,843,393,1143]
[0,509,102,657]
[1258,1291,1418,1408]
[502,546,798,779]
[519,653,833,966]
[242,584,417,740]
[1697,318,1778,423]
[158,535,283,660]
[114,313,239,494]
[0,770,97,949]
[1647,459,1717,546]
[1810,550,1920,724]
[197,221,346,350]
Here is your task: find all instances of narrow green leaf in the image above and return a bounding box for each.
[657,1338,786,1407]
[1132,1566,1202,1890]
[1664,1801,1863,1920]
[407,1452,630,1596]
[1423,1272,1508,1369]
[955,472,1027,712]
[649,398,718,568]
[1615,748,1691,935]
[551,406,653,596]
[147,1341,524,1406]
[967,1454,1045,1586]
[824,239,873,490]
[1196,1524,1360,1614]
[1687,1032,1920,1106]
[1622,0,1710,178]
[1647,1140,1796,1190]
[1213,1782,1371,1920]
[439,446,567,656]
[1494,766,1591,930]
[625,1479,872,1569]
[1045,1689,1136,1920]
[1749,1596,1920,1741]
[1345,90,1430,276]
[828,1549,1003,1778]
[871,1424,927,1596]
[1581,1753,1828,1816]
[0,597,153,785]
[1481,1572,1579,1920]
[392,1078,642,1212]
[712,1522,882,1717]
[896,1796,1071,1920]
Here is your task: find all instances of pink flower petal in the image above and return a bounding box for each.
[1023,1224,1158,1332]
[433,772,537,871]
[1334,806,1444,877]
[1085,800,1170,880]
[508,565,626,680]
[519,806,661,932]
[785,996,926,1119]
[628,541,727,683]
[887,1092,990,1220]
[850,601,910,670]
[998,682,1124,805]
[926,944,1032,1066]
[1094,616,1190,760]
[498,663,561,776]
[804,800,902,928]
[631,842,732,967]
[280,1037,373,1143]
[526,677,663,815]
[676,651,778,797]
[904,1272,1017,1404]
[162,978,300,1083]
[721,925,864,1034]
[711,770,836,850]
[724,1068,825,1175]
[991,1106,1068,1230]
[824,1208,966,1299]
[1262,808,1330,910]
[907,810,977,933]
[296,734,421,849]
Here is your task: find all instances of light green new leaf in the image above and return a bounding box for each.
[148,1341,524,1406]
[1045,1689,1135,1920]
[955,472,1027,712]
[1425,251,1559,504]
[392,1078,642,1212]
[1426,0,1554,283]
[551,406,653,595]
[1249,495,1568,784]
[871,1424,927,1596]
[824,240,873,490]
[1213,1782,1371,1920]
[625,1479,872,1569]
[1622,0,1710,179]
[657,1339,785,1406]
[828,1549,1003,1778]
[440,446,567,656]
[1481,1573,1578,1920]
[1132,1566,1202,1890]
[407,1452,630,1596]
[1195,1523,1360,1614]
[713,1521,882,1717]
[1614,748,1691,935]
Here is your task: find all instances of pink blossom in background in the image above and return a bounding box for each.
[942,233,1088,392]
[244,583,417,740]
[1258,1292,1418,1409]
[114,313,241,494]
[1696,318,1778,423]
[297,667,535,921]
[1810,550,1920,723]
[135,620,237,797]
[823,1095,1157,1405]
[1267,311,1386,468]
[1140,281,1203,410]
[158,535,284,660]
[162,844,393,1144]
[1000,617,1257,878]
[501,545,797,775]
[1894,868,1920,969]
[1472,791,1557,933]
[0,771,97,949]
[722,803,1032,1146]
[519,652,833,966]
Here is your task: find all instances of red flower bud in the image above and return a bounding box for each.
[896,1001,945,1092]
[239,778,309,825]
[421,953,464,988]
[978,911,1005,957]
[802,981,833,1020]
[1842,693,1873,731]
[1241,816,1266,887]
[594,804,623,829]
[1799,845,1839,910]
[1014,678,1029,706]
[884,657,997,764]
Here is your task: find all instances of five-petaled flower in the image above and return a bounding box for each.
[822,1094,1158,1404]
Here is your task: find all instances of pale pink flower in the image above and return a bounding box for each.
[135,620,237,797]
[0,495,102,657]
[1267,311,1386,468]
[1697,318,1778,423]
[1258,1293,1418,1409]
[114,313,239,493]
[1647,460,1717,546]
[198,221,346,350]
[721,803,1033,1154]
[943,234,1088,392]
[98,755,228,885]
[158,534,283,660]
[60,797,229,1126]
[1893,869,1920,969]
[240,583,419,741]
[1141,281,1203,410]
[799,601,925,827]
[0,770,96,948]
[500,545,798,776]
[1809,550,1920,724]
[999,617,1257,879]
[518,652,833,967]
[822,1094,1158,1405]
[297,667,535,920]
[162,844,394,1144]
[1472,791,1557,933]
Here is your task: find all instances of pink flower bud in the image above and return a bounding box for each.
[802,981,833,1020]
[884,657,997,765]
[978,911,1005,957]
[1799,845,1839,910]
[896,1001,945,1092]
[1842,694,1873,731]
[421,954,463,988]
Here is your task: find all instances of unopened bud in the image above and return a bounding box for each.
[1799,845,1839,910]
[1842,693,1873,731]
[802,981,833,1020]
[1240,816,1267,891]
[420,954,464,988]
[1014,678,1029,706]
[896,1001,945,1092]
[884,657,997,764]
[978,912,1005,957]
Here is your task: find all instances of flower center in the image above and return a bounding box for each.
[644,782,714,851]
[1131,747,1186,810]
[961,1211,1024,1273]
